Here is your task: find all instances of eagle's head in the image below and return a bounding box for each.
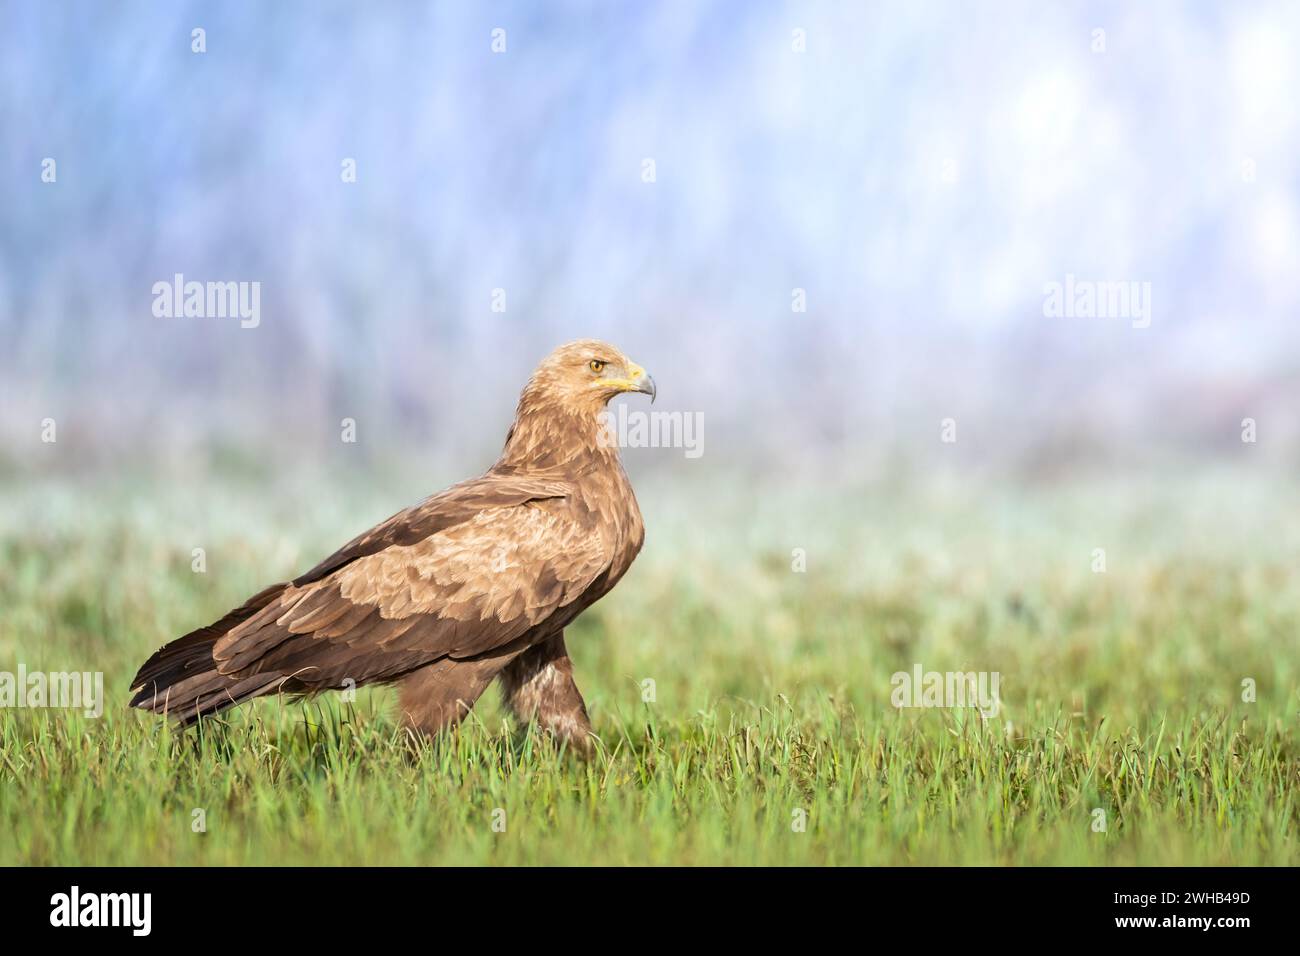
[500,340,656,469]
[524,339,656,411]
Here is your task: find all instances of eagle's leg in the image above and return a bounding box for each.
[499,631,594,754]
[397,655,516,740]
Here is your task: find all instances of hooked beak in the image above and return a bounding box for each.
[633,370,656,403]
[622,362,657,403]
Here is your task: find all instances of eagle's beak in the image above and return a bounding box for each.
[597,361,657,403]
[626,363,656,403]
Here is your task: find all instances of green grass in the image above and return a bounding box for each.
[0,466,1296,865]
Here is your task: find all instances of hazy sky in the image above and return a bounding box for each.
[3,1,1297,470]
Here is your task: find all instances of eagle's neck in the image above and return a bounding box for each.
[494,401,619,474]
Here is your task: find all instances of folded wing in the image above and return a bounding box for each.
[209,479,611,689]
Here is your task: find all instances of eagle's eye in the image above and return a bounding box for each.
[588,359,606,373]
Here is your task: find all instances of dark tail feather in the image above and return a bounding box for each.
[130,582,290,726]
[131,670,290,727]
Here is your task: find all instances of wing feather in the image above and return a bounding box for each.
[290,475,570,586]
[210,476,610,689]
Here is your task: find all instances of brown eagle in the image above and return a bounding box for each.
[130,340,654,752]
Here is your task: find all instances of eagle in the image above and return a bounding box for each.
[130,340,655,753]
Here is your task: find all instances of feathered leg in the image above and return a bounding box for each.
[498,631,594,754]
[397,653,517,739]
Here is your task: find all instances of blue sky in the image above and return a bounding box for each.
[2,1,1297,469]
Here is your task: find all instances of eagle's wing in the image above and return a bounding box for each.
[290,474,570,585]
[209,474,612,688]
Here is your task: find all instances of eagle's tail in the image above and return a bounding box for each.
[129,582,290,727]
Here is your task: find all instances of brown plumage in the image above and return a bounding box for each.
[130,340,655,752]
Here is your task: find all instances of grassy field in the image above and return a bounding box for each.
[1,465,1296,865]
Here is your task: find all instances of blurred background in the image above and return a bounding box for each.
[3,4,1298,867]
[1,0,1297,483]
